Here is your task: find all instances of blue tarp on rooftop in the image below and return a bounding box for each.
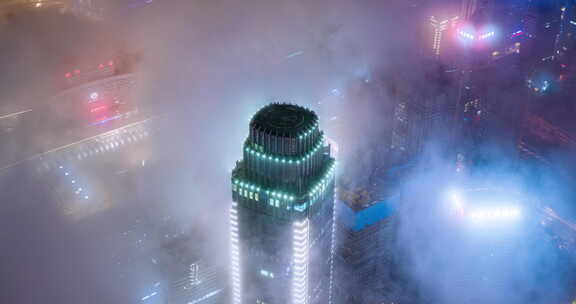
[339,197,397,232]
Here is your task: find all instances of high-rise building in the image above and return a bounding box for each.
[333,148,414,304]
[230,103,336,304]
[518,112,576,163]
[334,190,397,304]
[429,15,460,59]
[153,230,227,304]
[460,0,477,20]
[387,72,457,166]
[167,260,225,304]
[450,1,530,169]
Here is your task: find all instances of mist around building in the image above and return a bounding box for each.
[2,0,576,304]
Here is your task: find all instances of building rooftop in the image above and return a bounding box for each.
[250,103,318,138]
[339,198,396,232]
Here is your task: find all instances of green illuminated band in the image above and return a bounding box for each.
[245,135,325,163]
[232,160,336,211]
[298,122,319,140]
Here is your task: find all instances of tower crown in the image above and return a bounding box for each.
[233,102,334,209]
[249,103,321,156]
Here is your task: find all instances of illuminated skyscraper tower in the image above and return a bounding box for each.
[430,15,460,58]
[230,103,336,304]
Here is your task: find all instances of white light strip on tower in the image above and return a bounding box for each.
[292,218,310,304]
[328,187,337,304]
[230,202,241,304]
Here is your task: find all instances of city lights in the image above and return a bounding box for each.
[510,30,524,38]
[447,189,523,223]
[292,219,310,304]
[478,31,495,40]
[457,24,498,46]
[328,187,337,304]
[141,291,158,301]
[245,134,325,163]
[430,15,459,56]
[527,77,553,94]
[468,206,522,222]
[4,2,576,304]
[230,202,241,304]
[232,159,336,207]
[458,30,475,40]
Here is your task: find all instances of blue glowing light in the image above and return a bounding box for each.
[478,31,495,40]
[294,203,307,212]
[141,292,158,301]
[188,289,222,304]
[458,30,475,40]
[511,30,524,38]
[91,114,122,126]
[541,80,550,92]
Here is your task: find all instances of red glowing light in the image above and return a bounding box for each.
[108,60,114,66]
[65,72,71,78]
[74,69,81,74]
[90,105,108,113]
[98,63,104,69]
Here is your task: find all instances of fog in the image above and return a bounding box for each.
[394,146,575,303]
[0,0,574,303]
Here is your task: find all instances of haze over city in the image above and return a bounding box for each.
[1,0,576,303]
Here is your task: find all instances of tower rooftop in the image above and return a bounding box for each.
[250,103,317,138]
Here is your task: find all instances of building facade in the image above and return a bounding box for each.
[167,260,225,304]
[450,1,530,170]
[230,103,336,304]
[334,194,397,304]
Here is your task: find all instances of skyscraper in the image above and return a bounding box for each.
[450,0,529,169]
[230,103,336,304]
[429,15,460,59]
[334,190,397,304]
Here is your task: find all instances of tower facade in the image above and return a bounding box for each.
[429,15,460,59]
[230,103,336,304]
